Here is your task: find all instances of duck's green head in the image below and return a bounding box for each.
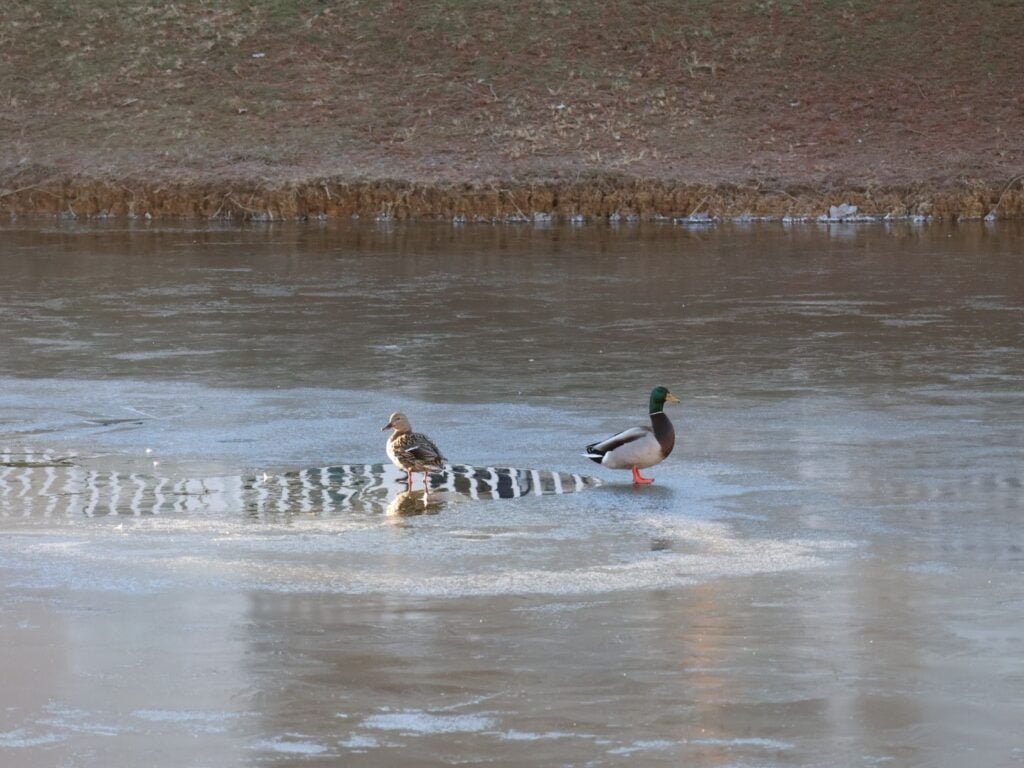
[649,386,681,413]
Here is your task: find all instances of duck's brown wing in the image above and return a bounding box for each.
[395,431,446,469]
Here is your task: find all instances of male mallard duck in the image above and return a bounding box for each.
[382,412,447,490]
[584,386,680,484]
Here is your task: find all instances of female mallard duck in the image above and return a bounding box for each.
[382,412,447,490]
[584,386,680,484]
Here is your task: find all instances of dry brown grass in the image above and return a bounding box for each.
[2,1,1023,215]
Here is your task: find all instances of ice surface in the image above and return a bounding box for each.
[1,221,1022,768]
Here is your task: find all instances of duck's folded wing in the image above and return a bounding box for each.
[400,435,445,465]
[587,426,652,455]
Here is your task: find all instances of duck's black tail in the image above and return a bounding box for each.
[583,443,605,465]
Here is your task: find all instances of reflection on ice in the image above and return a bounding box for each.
[386,489,445,518]
[0,449,600,518]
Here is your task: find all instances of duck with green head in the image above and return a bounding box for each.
[584,386,681,484]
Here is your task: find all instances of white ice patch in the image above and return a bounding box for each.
[338,734,381,750]
[690,736,794,750]
[131,709,247,733]
[904,561,953,575]
[497,730,580,742]
[362,711,496,735]
[133,709,228,722]
[36,704,129,738]
[0,728,67,748]
[607,738,677,755]
[251,735,329,755]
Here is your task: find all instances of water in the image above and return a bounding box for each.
[1,220,1022,767]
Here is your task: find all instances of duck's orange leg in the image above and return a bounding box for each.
[631,466,654,485]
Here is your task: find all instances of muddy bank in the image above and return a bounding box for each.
[5,3,1023,226]
[3,175,1023,221]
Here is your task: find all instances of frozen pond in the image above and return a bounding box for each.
[1,220,1022,767]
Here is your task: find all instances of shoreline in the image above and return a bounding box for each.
[3,176,1023,222]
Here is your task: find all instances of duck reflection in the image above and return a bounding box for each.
[385,489,445,518]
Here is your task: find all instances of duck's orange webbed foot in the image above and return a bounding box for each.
[631,466,654,485]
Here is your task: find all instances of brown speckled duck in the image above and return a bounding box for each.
[584,386,680,485]
[382,412,447,490]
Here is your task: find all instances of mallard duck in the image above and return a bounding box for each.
[382,412,447,490]
[584,386,680,484]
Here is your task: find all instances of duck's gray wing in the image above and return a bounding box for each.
[584,426,652,457]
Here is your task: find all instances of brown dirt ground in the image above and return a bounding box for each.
[2,1,1023,219]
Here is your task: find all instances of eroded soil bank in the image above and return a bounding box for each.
[4,176,1023,221]
[4,2,1024,222]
